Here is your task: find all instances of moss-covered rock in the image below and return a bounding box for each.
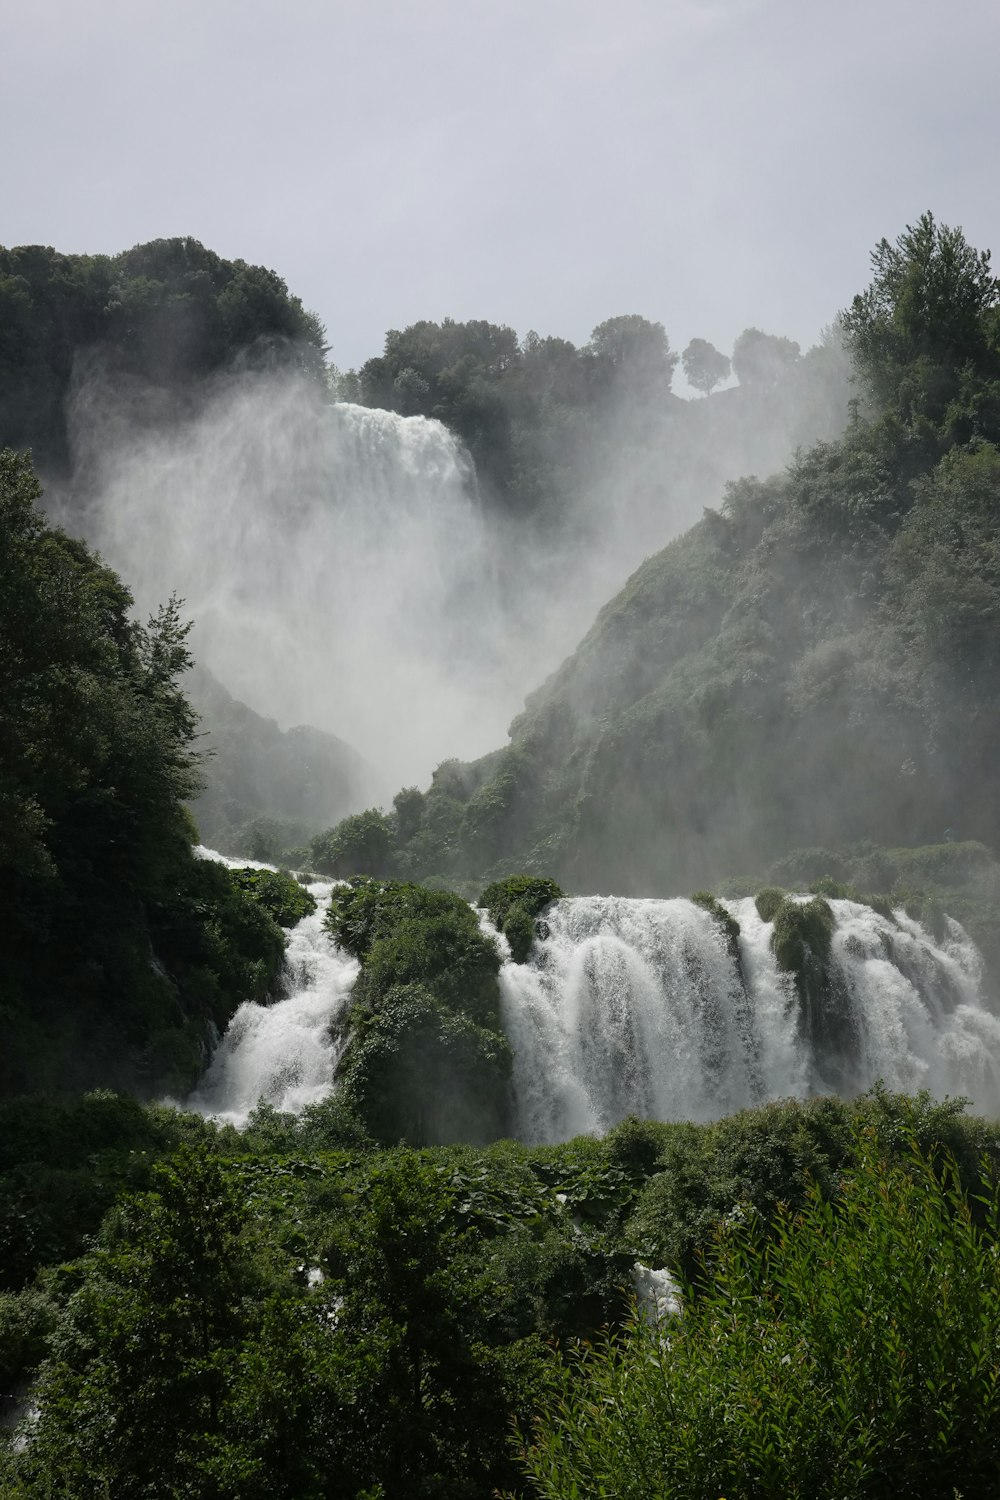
[691,891,741,953]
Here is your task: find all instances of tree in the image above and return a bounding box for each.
[841,211,1000,419]
[10,1148,342,1498]
[681,337,731,395]
[309,807,395,877]
[731,326,800,388]
[587,314,678,389]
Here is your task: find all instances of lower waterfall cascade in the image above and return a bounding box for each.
[185,854,358,1126]
[186,857,1000,1141]
[496,894,1000,1143]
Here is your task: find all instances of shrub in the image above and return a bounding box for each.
[502,904,536,963]
[519,1132,1000,1498]
[479,875,563,963]
[771,894,833,976]
[338,984,512,1145]
[228,866,317,927]
[754,885,785,922]
[478,875,563,928]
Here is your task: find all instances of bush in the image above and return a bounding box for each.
[519,1132,1000,1498]
[501,904,536,963]
[771,894,833,976]
[478,875,563,928]
[479,875,563,964]
[309,808,395,877]
[227,865,316,927]
[754,885,785,921]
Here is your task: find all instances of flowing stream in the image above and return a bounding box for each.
[187,860,1000,1140]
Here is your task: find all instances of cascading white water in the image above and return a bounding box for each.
[185,852,359,1126]
[500,895,1000,1144]
[71,375,510,788]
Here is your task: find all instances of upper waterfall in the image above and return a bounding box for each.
[70,374,509,788]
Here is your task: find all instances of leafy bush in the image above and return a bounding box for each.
[691,890,741,952]
[478,875,564,928]
[479,875,563,963]
[227,865,316,927]
[754,885,786,921]
[309,807,395,877]
[501,904,536,963]
[771,894,834,979]
[519,1131,1000,1498]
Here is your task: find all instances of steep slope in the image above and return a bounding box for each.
[186,665,372,860]
[334,216,1000,903]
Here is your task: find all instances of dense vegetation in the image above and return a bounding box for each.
[310,216,1000,928]
[521,1129,1000,1498]
[0,237,326,474]
[0,448,309,1096]
[326,879,511,1145]
[3,1089,999,1496]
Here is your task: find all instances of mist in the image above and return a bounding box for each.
[59,335,853,806]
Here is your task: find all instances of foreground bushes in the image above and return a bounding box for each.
[518,1131,1000,1499]
[4,1092,1000,1497]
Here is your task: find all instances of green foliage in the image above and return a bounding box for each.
[327,878,508,1145]
[479,874,564,927]
[0,453,293,1097]
[479,874,563,962]
[754,884,785,921]
[0,238,326,472]
[771,897,839,1049]
[691,890,741,950]
[373,217,1000,902]
[500,905,536,963]
[773,888,833,972]
[339,984,512,1146]
[228,865,317,927]
[518,1132,1000,1498]
[681,336,730,395]
[842,211,1000,425]
[732,325,800,387]
[309,807,394,877]
[4,1092,999,1497]
[9,1146,341,1498]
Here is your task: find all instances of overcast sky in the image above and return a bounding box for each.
[4,0,998,379]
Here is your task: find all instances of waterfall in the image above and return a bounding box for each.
[499,895,1000,1144]
[71,374,509,786]
[184,857,1000,1140]
[185,853,359,1126]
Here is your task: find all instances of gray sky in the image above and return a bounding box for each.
[5,0,998,376]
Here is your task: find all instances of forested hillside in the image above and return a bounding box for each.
[0,237,326,474]
[325,216,1000,913]
[185,665,371,862]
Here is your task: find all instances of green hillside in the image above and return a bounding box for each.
[328,216,1000,910]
